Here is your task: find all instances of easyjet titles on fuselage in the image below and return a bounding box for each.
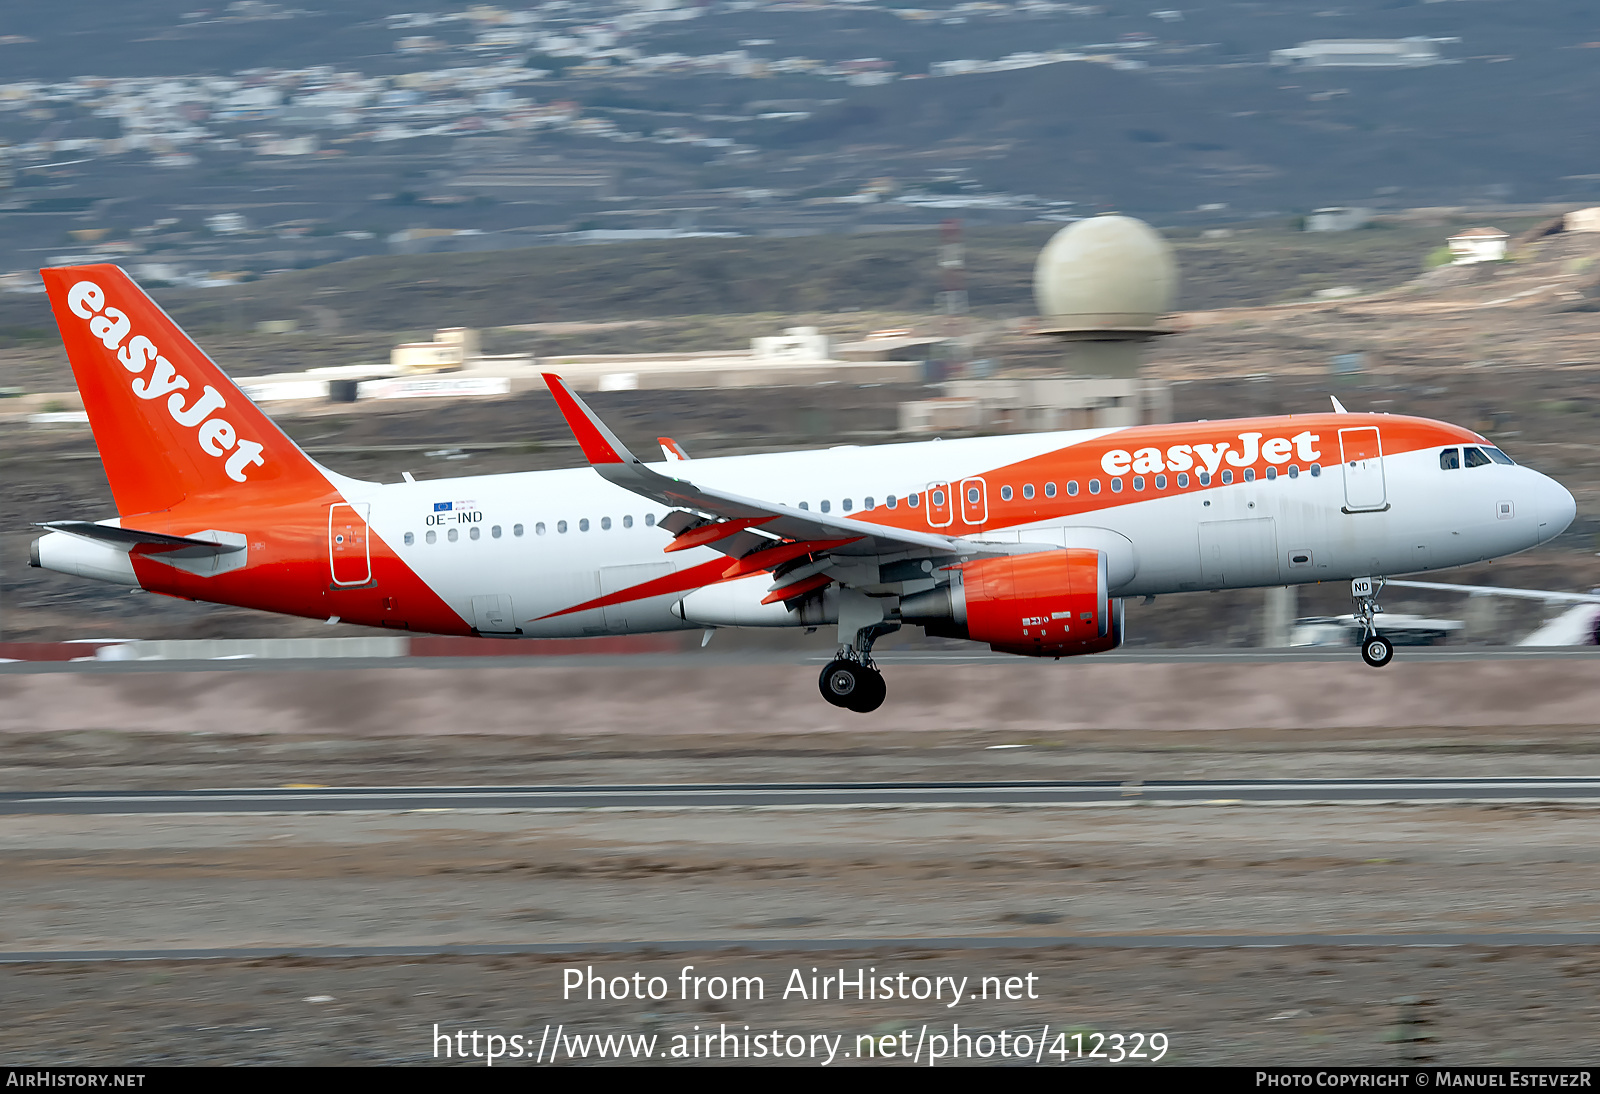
[65,279,266,483]
[1099,429,1324,478]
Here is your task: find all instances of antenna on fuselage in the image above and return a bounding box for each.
[1330,396,1350,414]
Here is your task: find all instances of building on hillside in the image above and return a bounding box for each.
[1305,207,1371,233]
[1447,227,1508,265]
[834,329,946,362]
[1565,207,1600,233]
[205,212,249,234]
[391,327,482,372]
[750,326,831,362]
[1270,39,1442,68]
[899,377,1171,435]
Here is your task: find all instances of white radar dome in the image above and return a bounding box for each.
[1033,215,1177,336]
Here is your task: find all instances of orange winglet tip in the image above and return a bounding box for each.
[541,373,625,465]
[664,516,774,554]
[658,437,690,461]
[760,572,831,606]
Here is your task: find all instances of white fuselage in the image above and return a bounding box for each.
[343,427,1571,638]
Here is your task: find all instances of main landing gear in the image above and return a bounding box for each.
[819,620,896,713]
[1352,577,1394,668]
[819,657,885,713]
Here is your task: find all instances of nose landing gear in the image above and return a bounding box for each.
[1360,633,1394,667]
[1352,577,1394,668]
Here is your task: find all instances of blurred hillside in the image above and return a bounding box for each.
[0,218,1533,374]
[2,0,1599,284]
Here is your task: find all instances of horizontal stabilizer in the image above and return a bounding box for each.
[38,521,246,559]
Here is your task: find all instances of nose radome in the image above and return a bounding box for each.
[1538,476,1577,544]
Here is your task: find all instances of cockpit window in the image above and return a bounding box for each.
[1485,447,1515,465]
[1439,448,1460,470]
[1464,446,1493,468]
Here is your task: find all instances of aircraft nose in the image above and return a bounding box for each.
[1537,475,1576,544]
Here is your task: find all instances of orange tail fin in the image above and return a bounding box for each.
[40,264,331,515]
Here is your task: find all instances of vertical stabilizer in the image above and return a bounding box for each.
[40,264,332,515]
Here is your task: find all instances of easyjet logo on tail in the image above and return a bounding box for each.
[1100,430,1322,478]
[67,280,266,483]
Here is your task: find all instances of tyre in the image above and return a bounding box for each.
[1360,635,1394,668]
[845,669,887,714]
[819,659,864,707]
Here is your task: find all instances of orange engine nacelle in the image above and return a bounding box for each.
[962,548,1121,657]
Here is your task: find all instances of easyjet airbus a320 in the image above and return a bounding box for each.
[30,265,1578,711]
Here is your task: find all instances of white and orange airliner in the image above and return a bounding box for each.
[30,265,1578,711]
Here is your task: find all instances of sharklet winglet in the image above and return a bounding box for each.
[541,373,637,466]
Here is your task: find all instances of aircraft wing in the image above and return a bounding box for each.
[38,521,246,560]
[1386,579,1600,604]
[542,373,1044,564]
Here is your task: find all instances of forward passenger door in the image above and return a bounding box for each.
[1339,427,1388,513]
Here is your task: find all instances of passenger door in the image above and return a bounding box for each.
[328,503,370,586]
[1339,427,1388,512]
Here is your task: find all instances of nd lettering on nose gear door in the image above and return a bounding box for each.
[329,502,371,585]
[1339,427,1388,513]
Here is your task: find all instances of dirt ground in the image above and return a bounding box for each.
[8,718,1600,790]
[8,803,1600,950]
[3,799,1600,1066]
[10,658,1600,750]
[4,664,1600,1065]
[4,946,1597,1067]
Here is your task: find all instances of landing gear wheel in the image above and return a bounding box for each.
[818,659,886,713]
[1360,634,1394,668]
[820,659,864,708]
[846,668,886,713]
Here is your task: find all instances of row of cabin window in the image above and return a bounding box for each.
[404,513,659,546]
[402,458,1343,547]
[917,463,1325,508]
[798,483,1066,514]
[798,495,915,513]
[1063,462,1324,496]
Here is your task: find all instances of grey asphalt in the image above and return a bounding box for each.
[8,777,1600,815]
[2,646,1599,675]
[5,935,1600,964]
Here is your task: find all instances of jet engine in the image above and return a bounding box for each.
[900,548,1123,656]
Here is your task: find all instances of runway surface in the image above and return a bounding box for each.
[10,777,1600,814]
[7,934,1600,963]
[3,646,1600,674]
